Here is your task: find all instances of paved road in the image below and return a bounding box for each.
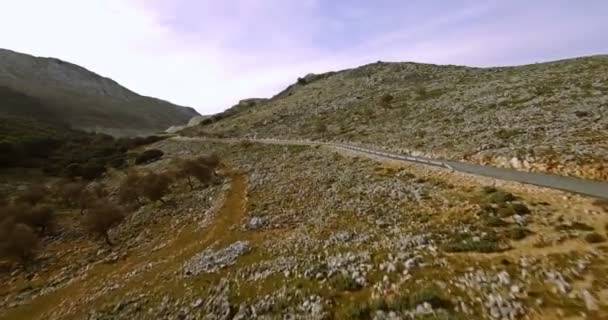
[182,137,608,200]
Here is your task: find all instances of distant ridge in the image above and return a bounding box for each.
[0,48,199,136]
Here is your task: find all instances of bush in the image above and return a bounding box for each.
[196,154,221,168]
[556,222,595,232]
[135,149,164,165]
[79,163,107,180]
[0,220,39,263]
[1,204,55,235]
[84,202,126,246]
[487,191,516,204]
[19,205,55,234]
[329,274,362,292]
[506,227,531,240]
[379,94,394,107]
[585,232,605,244]
[55,180,86,207]
[486,216,509,227]
[79,182,109,214]
[177,159,214,190]
[65,162,107,180]
[118,170,143,205]
[140,172,173,203]
[15,185,48,206]
[511,203,530,215]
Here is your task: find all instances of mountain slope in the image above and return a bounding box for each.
[185,55,608,181]
[0,49,199,136]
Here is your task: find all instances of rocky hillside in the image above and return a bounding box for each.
[0,49,199,136]
[2,137,607,319]
[185,56,608,181]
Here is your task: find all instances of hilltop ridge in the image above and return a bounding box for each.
[0,48,199,136]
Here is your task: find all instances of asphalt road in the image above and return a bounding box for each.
[182,137,608,200]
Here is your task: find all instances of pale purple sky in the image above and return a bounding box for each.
[1,0,607,114]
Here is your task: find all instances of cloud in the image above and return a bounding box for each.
[1,0,607,114]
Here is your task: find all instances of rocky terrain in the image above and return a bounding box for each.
[184,55,608,181]
[0,49,198,135]
[2,137,607,319]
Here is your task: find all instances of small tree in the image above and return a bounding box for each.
[0,221,39,263]
[140,172,173,204]
[20,205,55,235]
[118,169,144,205]
[15,185,48,206]
[178,160,213,189]
[56,180,86,207]
[196,154,220,169]
[84,202,126,246]
[79,182,109,214]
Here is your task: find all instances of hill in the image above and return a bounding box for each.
[185,56,608,181]
[0,49,199,136]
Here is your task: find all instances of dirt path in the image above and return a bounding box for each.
[0,172,249,320]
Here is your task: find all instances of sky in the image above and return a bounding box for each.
[1,0,607,114]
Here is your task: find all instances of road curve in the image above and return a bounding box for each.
[180,137,608,200]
